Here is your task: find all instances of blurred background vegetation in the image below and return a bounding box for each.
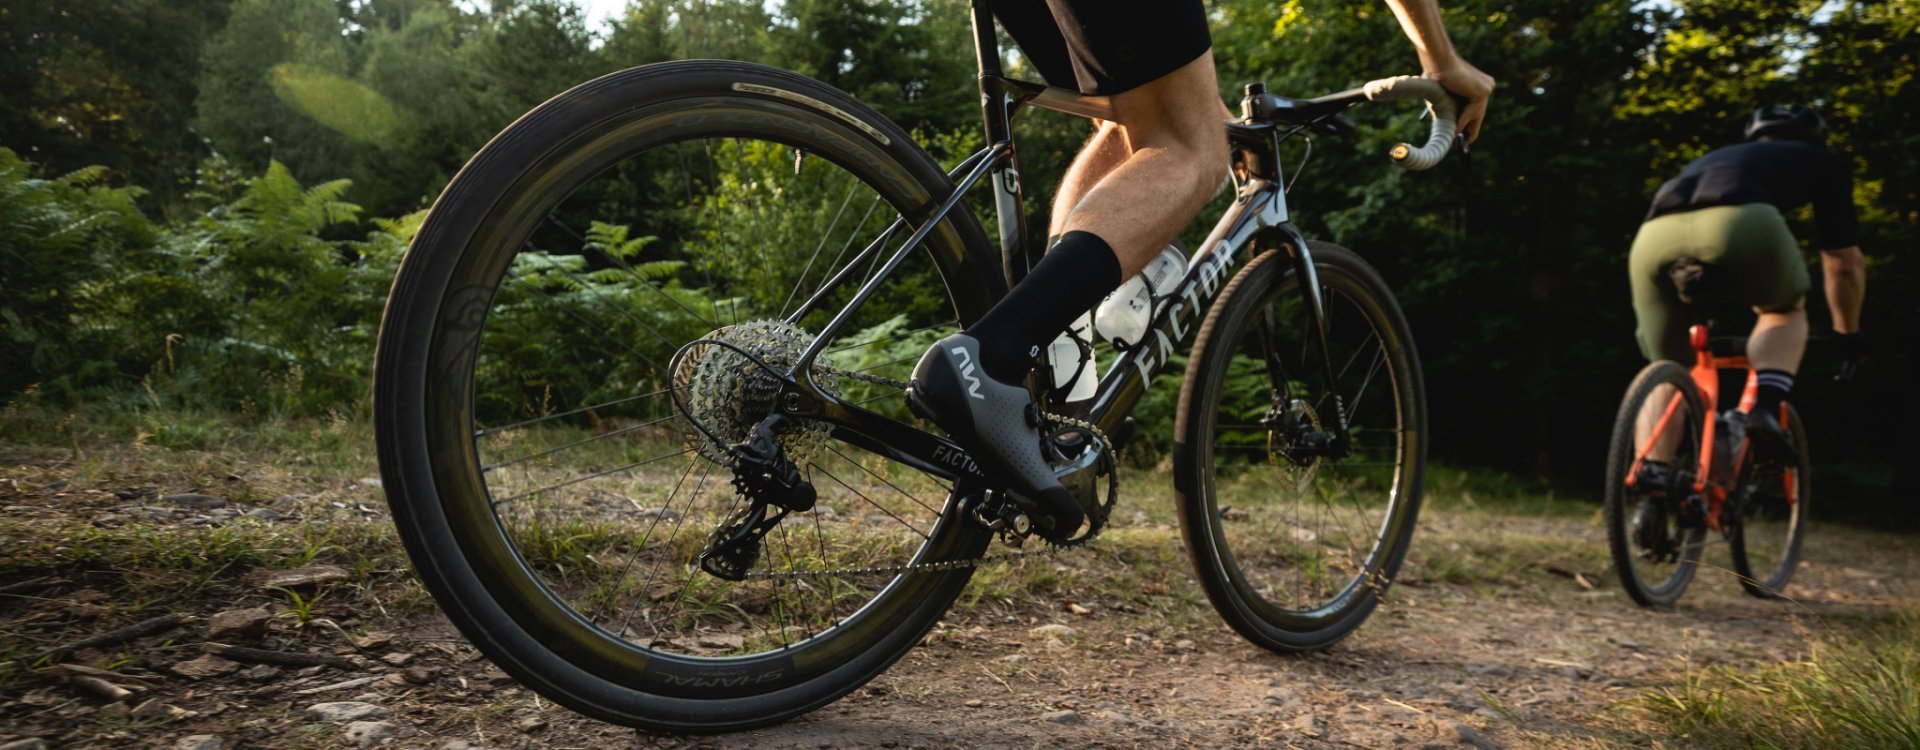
[1,0,1913,520]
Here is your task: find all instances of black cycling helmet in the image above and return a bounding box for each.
[1745,104,1827,143]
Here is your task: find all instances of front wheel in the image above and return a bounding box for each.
[1731,403,1810,598]
[1604,361,1708,607]
[1175,242,1426,652]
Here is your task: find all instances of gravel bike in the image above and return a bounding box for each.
[1605,323,1811,607]
[374,1,1459,732]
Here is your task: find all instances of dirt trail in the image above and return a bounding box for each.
[2,450,1916,750]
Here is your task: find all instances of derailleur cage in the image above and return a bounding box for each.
[698,416,818,581]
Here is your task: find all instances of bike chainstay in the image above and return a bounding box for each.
[734,366,1116,582]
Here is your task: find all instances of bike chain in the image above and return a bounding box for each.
[736,368,1115,582]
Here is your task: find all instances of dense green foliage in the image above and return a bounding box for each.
[1,0,1913,515]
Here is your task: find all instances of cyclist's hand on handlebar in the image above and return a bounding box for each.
[1424,58,1493,144]
[1835,331,1871,382]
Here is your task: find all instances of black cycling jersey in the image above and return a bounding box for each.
[1646,139,1858,250]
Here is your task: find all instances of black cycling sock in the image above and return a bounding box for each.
[966,230,1122,383]
[1754,369,1794,414]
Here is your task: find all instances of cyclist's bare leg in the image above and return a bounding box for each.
[1049,98,1234,239]
[1057,51,1230,277]
[1049,121,1128,238]
[1747,303,1808,374]
[1636,383,1688,462]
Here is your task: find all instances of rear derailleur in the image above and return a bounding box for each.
[698,415,816,581]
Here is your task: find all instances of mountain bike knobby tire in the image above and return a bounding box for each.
[1604,361,1708,607]
[1175,243,1427,652]
[373,61,998,733]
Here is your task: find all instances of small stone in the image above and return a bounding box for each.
[379,652,415,667]
[1263,687,1292,705]
[352,632,397,650]
[402,666,437,685]
[1453,722,1504,750]
[171,654,242,680]
[343,720,415,748]
[174,736,225,750]
[206,607,273,640]
[164,493,228,509]
[441,742,493,750]
[517,717,548,733]
[251,565,350,590]
[243,664,281,681]
[1028,624,1078,640]
[304,701,390,722]
[1173,639,1197,651]
[96,702,130,720]
[1042,709,1084,724]
[131,699,193,721]
[963,698,984,708]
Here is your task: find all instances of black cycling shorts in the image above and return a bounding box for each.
[989,0,1212,96]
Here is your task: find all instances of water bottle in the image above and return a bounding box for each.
[1047,312,1097,402]
[1093,245,1187,348]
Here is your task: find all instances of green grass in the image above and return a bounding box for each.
[1636,610,1920,749]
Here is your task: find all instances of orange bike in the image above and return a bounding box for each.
[1604,323,1810,607]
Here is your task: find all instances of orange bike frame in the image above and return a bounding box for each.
[1628,324,1797,532]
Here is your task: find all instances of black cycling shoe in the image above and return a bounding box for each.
[1630,459,1679,561]
[907,333,1084,541]
[1744,408,1796,464]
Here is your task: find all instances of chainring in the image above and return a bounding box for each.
[1043,416,1118,546]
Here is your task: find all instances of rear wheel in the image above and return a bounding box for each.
[374,61,998,731]
[1604,361,1707,607]
[1175,243,1426,652]
[1731,403,1810,598]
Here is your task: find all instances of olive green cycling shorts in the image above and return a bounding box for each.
[1628,203,1810,362]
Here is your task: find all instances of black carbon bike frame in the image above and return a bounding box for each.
[771,0,1357,487]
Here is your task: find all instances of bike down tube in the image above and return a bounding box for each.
[1082,177,1299,437]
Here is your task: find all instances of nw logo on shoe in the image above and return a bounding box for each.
[950,347,985,400]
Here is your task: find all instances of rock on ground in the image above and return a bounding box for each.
[303,701,391,722]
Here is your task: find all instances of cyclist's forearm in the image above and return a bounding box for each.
[1383,0,1462,73]
[1821,246,1865,333]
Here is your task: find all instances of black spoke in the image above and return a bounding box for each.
[809,462,930,541]
[484,412,683,473]
[475,387,679,438]
[591,451,703,625]
[781,177,863,316]
[827,447,941,518]
[490,448,698,508]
